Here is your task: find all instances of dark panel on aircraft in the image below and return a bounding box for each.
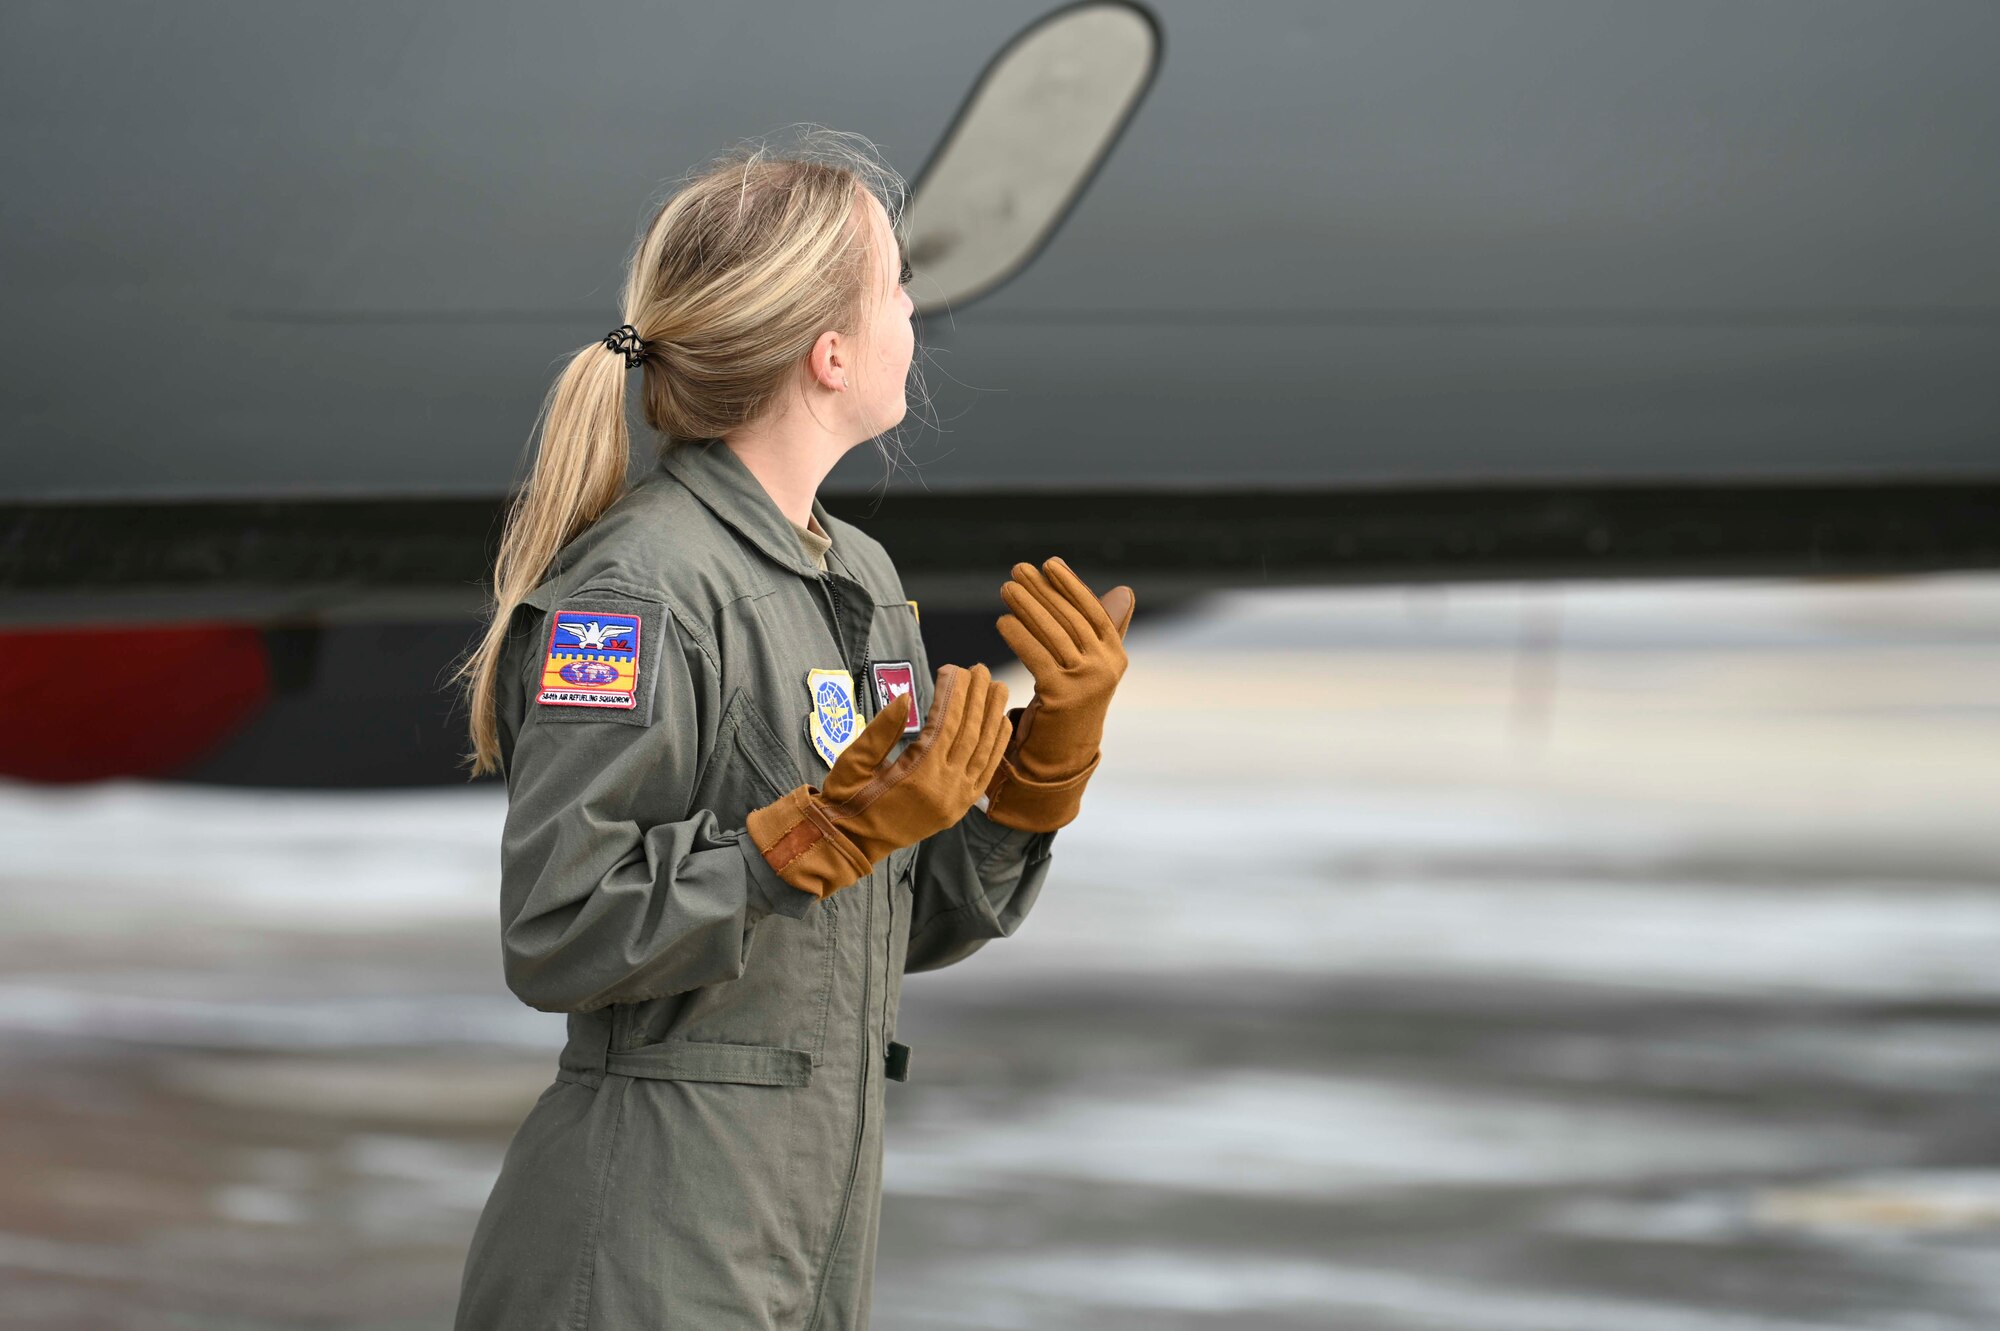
[176,622,487,787]
[5,481,1996,629]
[10,479,1993,787]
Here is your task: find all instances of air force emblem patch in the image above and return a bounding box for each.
[538,609,641,708]
[870,660,921,734]
[805,667,858,765]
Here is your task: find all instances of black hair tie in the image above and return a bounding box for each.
[603,323,646,368]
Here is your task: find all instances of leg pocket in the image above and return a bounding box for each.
[593,1034,859,1326]
[595,1065,812,1327]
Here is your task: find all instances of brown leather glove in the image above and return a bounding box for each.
[984,557,1136,832]
[745,662,1012,899]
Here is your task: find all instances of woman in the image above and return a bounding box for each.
[450,129,1135,1330]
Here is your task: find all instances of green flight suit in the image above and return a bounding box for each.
[453,437,1058,1331]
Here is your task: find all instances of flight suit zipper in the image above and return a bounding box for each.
[805,566,877,1331]
[816,569,890,1010]
[827,570,894,1072]
[805,854,871,1331]
[817,571,873,694]
[823,572,892,1063]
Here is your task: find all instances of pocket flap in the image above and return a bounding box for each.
[726,686,806,799]
[605,1038,813,1086]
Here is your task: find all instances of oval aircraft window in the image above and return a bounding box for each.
[902,1,1160,314]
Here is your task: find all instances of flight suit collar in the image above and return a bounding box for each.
[659,438,841,582]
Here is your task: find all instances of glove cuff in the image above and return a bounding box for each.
[982,747,1101,832]
[745,784,876,898]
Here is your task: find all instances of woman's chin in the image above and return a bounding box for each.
[872,398,910,437]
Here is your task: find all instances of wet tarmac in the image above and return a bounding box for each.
[3,574,1997,1330]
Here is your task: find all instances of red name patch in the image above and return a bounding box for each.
[869,660,920,733]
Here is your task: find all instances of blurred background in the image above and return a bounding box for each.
[6,573,2000,1329]
[4,1,1998,1327]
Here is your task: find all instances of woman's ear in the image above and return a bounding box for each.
[807,328,847,393]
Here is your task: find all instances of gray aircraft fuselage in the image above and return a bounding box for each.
[2,1,1995,784]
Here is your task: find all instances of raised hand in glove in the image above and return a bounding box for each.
[746,662,1011,899]
[984,556,1136,832]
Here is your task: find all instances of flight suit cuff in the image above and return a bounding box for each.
[734,828,818,920]
[962,799,1052,863]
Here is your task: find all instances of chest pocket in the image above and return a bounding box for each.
[716,679,919,891]
[865,597,931,741]
[878,597,928,677]
[661,685,841,1063]
[870,596,928,914]
[728,688,803,804]
[694,687,803,822]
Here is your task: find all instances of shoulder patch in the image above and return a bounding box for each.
[538,608,642,709]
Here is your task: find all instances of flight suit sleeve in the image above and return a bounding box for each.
[902,803,1057,974]
[497,587,815,1013]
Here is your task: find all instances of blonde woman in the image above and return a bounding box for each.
[450,129,1135,1330]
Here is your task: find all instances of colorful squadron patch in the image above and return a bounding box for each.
[870,660,921,734]
[804,667,858,765]
[538,609,641,708]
